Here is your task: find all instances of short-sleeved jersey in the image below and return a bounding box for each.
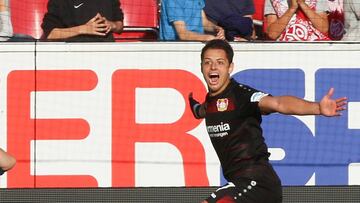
[41,0,124,42]
[204,79,271,180]
[159,0,205,40]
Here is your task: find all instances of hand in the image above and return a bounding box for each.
[319,88,347,116]
[101,16,113,34]
[296,0,308,11]
[80,13,109,36]
[189,92,202,119]
[214,26,225,40]
[234,36,249,41]
[205,35,217,41]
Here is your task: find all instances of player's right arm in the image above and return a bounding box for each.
[188,93,206,119]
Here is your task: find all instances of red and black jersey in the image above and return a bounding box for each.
[204,79,272,180]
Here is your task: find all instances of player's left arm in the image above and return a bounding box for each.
[258,88,347,116]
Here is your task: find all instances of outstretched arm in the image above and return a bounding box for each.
[259,88,347,116]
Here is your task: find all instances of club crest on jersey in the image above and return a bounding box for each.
[216,98,229,112]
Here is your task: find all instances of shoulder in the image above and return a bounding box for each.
[44,0,68,15]
[47,0,72,10]
[232,82,253,99]
[236,83,251,91]
[162,0,183,11]
[48,0,69,6]
[234,82,255,93]
[234,82,269,102]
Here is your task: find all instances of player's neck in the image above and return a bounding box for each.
[209,79,231,97]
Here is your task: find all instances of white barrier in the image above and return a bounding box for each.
[0,42,359,188]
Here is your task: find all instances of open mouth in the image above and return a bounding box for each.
[208,73,220,84]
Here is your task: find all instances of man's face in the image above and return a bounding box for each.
[201,48,233,96]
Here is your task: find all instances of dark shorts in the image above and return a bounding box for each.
[205,177,282,203]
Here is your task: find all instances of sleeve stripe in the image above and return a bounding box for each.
[250,92,269,102]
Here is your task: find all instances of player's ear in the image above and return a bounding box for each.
[228,62,234,74]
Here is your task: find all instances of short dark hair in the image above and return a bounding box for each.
[201,39,234,63]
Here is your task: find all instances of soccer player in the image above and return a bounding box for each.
[189,39,347,203]
[0,148,16,176]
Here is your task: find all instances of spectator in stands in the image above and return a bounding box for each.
[0,0,13,41]
[343,0,360,40]
[41,0,124,42]
[264,0,330,41]
[159,0,225,41]
[0,148,16,176]
[204,0,255,41]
